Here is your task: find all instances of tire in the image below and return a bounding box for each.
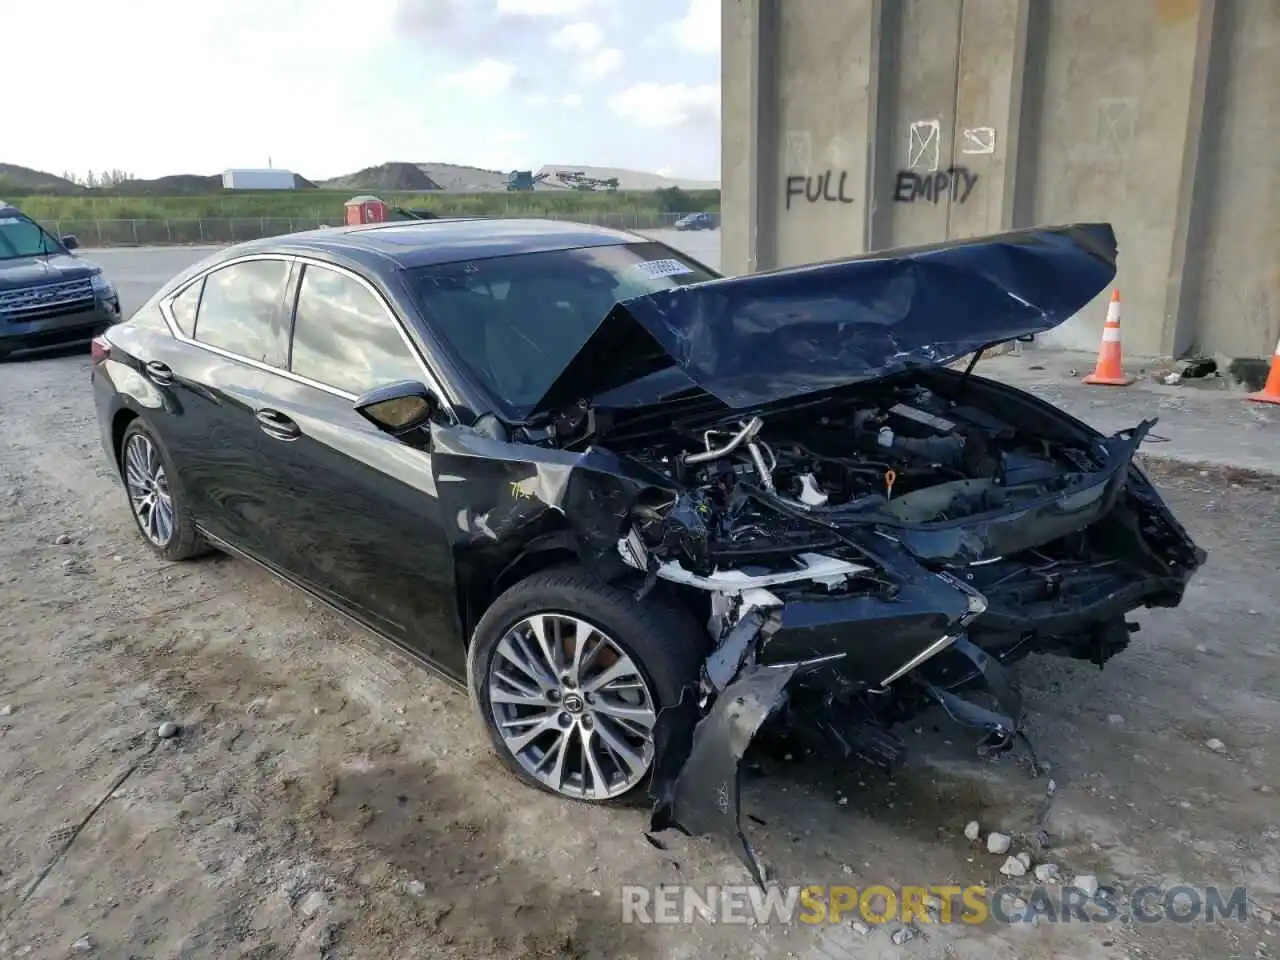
[467,566,708,806]
[118,419,206,562]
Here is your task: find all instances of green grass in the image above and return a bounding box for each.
[6,188,720,222]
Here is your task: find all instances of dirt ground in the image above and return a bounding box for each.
[0,348,1276,960]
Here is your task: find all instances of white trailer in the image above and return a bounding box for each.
[221,168,296,190]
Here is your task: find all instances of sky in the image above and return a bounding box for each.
[7,0,721,182]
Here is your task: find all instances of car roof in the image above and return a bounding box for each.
[230,217,646,269]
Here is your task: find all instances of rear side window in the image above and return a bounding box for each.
[169,279,202,335]
[289,264,424,396]
[192,259,289,365]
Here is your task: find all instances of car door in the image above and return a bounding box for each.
[249,259,462,672]
[149,256,296,563]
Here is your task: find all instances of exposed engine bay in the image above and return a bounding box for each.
[587,376,1204,883]
[620,381,1116,574]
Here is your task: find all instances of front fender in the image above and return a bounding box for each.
[429,423,678,619]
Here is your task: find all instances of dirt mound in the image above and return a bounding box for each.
[114,174,223,195]
[321,162,442,192]
[413,162,509,191]
[0,163,82,194]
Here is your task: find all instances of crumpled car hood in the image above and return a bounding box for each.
[530,222,1118,414]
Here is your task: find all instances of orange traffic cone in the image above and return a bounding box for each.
[1083,289,1135,386]
[1247,336,1280,405]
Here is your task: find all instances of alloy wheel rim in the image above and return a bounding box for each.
[487,613,657,800]
[123,433,175,547]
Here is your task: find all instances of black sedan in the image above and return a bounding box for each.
[91,218,1204,880]
[673,212,717,231]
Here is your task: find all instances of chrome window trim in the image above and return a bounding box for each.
[157,252,457,420]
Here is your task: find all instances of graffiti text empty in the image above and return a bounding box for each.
[893,167,979,204]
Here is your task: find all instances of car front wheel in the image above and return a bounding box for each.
[467,566,707,805]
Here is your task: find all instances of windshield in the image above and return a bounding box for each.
[0,214,61,261]
[410,241,716,419]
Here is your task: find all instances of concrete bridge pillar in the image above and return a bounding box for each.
[721,0,1280,362]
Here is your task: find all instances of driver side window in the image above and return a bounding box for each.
[289,264,424,396]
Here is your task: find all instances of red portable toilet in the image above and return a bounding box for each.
[344,195,388,225]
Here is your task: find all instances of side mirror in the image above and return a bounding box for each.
[354,380,439,436]
[61,234,79,251]
[1015,333,1036,343]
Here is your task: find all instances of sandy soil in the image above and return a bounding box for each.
[0,348,1276,960]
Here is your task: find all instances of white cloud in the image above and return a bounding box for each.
[437,58,516,98]
[674,0,719,53]
[610,82,720,128]
[525,92,584,108]
[496,0,595,16]
[581,48,622,79]
[548,20,619,79]
[550,21,603,51]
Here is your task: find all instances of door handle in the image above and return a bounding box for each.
[144,360,174,386]
[255,408,301,441]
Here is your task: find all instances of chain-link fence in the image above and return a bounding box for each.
[46,211,719,248]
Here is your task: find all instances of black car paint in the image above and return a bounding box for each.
[96,271,465,677]
[0,204,120,357]
[93,217,1204,883]
[95,221,715,668]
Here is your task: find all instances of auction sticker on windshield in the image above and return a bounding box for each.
[632,259,695,280]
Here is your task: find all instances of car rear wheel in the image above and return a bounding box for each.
[467,566,707,805]
[119,420,205,561]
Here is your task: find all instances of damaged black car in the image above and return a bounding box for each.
[91,218,1204,880]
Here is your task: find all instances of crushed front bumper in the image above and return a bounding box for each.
[647,610,1026,884]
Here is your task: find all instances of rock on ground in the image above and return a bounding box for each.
[987,832,1012,855]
